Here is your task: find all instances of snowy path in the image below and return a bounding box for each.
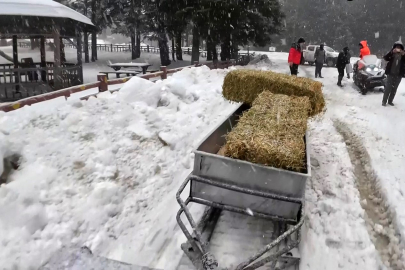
[295,61,405,269]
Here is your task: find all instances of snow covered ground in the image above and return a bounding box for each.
[0,65,239,270]
[1,51,405,270]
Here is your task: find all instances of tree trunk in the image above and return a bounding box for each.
[84,32,89,63]
[135,28,141,58]
[185,31,189,47]
[212,44,218,61]
[175,32,183,60]
[207,38,213,61]
[231,41,238,60]
[191,24,200,64]
[220,40,231,61]
[91,31,97,62]
[30,38,39,50]
[171,38,176,62]
[131,31,136,59]
[158,37,171,66]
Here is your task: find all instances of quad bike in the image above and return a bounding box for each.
[353,55,387,95]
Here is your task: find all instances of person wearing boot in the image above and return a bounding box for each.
[288,37,305,76]
[336,47,350,87]
[314,44,326,78]
[382,41,405,106]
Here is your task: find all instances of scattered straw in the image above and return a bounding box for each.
[223,92,310,172]
[222,69,325,116]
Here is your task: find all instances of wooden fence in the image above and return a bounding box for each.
[0,60,236,113]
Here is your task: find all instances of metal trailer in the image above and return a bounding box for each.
[176,104,310,270]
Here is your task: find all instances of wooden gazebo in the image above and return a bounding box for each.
[0,0,95,102]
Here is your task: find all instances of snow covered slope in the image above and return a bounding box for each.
[0,65,240,270]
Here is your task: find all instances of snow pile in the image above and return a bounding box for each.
[248,54,273,66]
[0,65,238,270]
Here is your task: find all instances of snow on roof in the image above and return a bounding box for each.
[0,0,94,26]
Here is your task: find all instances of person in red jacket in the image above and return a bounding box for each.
[288,37,305,75]
[359,40,371,59]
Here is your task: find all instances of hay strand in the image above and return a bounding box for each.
[223,92,310,172]
[222,69,324,116]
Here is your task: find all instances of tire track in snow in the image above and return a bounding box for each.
[333,119,405,270]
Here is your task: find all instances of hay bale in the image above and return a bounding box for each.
[222,69,324,116]
[223,92,310,172]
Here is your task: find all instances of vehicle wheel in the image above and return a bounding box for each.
[326,58,335,67]
[361,87,368,95]
[301,57,306,65]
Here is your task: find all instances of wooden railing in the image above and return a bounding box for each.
[63,43,209,57]
[0,60,236,112]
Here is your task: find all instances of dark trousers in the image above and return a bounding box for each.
[315,62,323,77]
[383,75,402,104]
[337,68,345,85]
[290,64,298,76]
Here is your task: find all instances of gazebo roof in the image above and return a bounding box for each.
[0,0,95,37]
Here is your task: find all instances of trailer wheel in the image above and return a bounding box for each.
[326,58,335,67]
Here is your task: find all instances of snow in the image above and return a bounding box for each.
[0,0,94,26]
[2,49,405,269]
[0,65,239,270]
[300,118,383,270]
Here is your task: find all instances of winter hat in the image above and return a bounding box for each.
[393,41,404,50]
[297,37,305,44]
[343,47,349,52]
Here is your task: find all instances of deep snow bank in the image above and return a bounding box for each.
[0,65,239,270]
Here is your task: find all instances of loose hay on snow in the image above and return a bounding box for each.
[222,69,325,116]
[223,92,310,172]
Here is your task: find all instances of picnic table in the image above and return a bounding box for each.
[107,62,152,74]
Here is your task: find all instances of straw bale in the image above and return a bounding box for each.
[223,92,310,172]
[222,69,324,116]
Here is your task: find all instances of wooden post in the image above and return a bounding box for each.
[40,36,46,82]
[160,66,167,80]
[147,45,150,53]
[76,29,83,84]
[12,35,19,92]
[110,43,113,52]
[97,74,108,92]
[53,25,62,89]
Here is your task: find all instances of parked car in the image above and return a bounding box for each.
[302,45,339,67]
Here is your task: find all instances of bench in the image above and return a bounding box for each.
[99,70,140,79]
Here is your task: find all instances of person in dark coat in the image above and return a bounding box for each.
[382,41,405,106]
[336,47,350,87]
[288,37,305,76]
[314,44,326,78]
